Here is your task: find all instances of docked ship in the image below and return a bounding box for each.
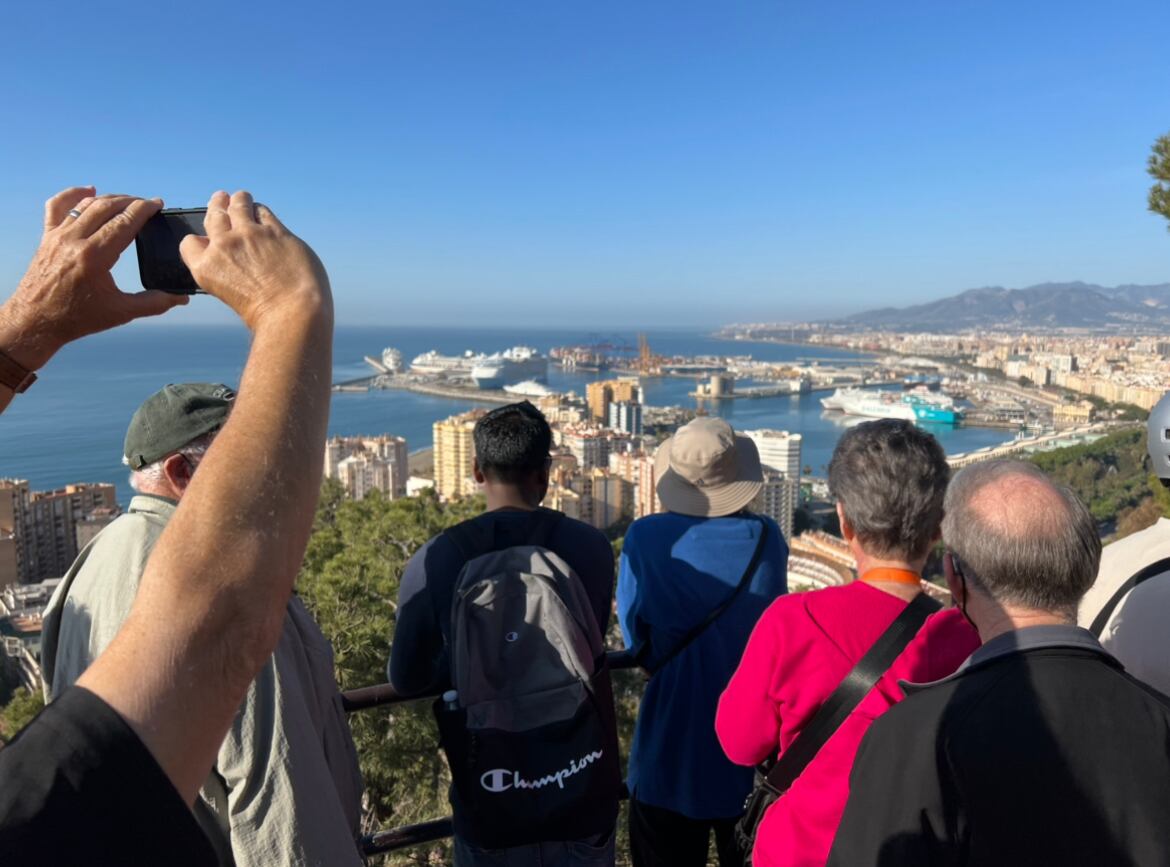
[820,388,963,424]
[381,348,404,373]
[364,347,404,375]
[410,349,484,376]
[471,347,549,389]
[503,380,556,398]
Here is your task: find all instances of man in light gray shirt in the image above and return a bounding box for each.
[41,383,365,867]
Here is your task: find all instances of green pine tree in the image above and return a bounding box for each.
[1149,132,1170,228]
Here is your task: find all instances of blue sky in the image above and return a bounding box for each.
[1,1,1168,327]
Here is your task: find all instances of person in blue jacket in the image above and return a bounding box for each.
[618,416,788,867]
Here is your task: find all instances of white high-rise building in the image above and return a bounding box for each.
[745,429,802,479]
[744,430,802,541]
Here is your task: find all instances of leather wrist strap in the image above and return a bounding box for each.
[0,349,37,393]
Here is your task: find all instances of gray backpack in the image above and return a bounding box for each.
[436,510,621,849]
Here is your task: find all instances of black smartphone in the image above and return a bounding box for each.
[135,208,207,294]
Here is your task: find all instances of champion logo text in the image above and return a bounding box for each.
[479,750,605,793]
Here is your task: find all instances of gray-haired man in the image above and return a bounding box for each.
[828,459,1170,867]
[40,383,365,867]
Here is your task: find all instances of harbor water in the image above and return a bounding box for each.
[0,324,1013,505]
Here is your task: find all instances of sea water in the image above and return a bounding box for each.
[0,323,1011,505]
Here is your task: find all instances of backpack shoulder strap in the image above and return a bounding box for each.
[1089,556,1170,637]
[639,516,769,676]
[762,592,942,793]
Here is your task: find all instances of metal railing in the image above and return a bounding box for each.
[346,649,640,856]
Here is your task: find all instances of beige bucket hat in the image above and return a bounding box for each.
[654,417,764,517]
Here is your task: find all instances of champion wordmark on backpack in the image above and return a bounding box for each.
[436,511,621,849]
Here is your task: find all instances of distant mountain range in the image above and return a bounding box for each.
[836,282,1170,331]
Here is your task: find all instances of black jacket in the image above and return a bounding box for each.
[828,627,1170,867]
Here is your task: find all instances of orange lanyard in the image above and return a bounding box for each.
[860,567,922,586]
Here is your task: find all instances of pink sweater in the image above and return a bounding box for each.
[716,581,979,867]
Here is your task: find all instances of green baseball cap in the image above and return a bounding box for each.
[124,383,236,470]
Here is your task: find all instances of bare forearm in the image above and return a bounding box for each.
[155,304,333,609]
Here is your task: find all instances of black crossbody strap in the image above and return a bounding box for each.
[638,517,769,676]
[1089,556,1170,637]
[763,591,942,793]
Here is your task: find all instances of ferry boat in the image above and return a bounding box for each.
[820,388,963,424]
[410,349,484,375]
[471,347,549,389]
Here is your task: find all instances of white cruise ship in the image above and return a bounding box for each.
[410,349,484,375]
[381,348,404,374]
[471,347,549,389]
[820,388,962,424]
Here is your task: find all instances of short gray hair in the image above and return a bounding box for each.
[827,419,950,560]
[126,432,216,492]
[942,460,1101,616]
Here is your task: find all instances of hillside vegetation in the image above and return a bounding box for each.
[1026,426,1170,539]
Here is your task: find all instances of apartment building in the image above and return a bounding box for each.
[543,467,631,531]
[744,430,802,542]
[562,426,614,470]
[608,400,643,436]
[433,410,485,501]
[0,480,30,587]
[324,434,410,500]
[586,378,641,423]
[608,449,659,518]
[28,484,117,581]
[745,429,802,479]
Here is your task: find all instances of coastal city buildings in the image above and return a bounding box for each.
[0,480,30,588]
[744,430,803,541]
[755,471,799,542]
[0,578,60,693]
[26,484,118,583]
[784,328,1170,413]
[560,426,627,470]
[324,435,410,500]
[0,481,117,694]
[608,400,644,436]
[536,393,589,427]
[433,410,485,501]
[609,449,660,519]
[0,480,117,585]
[586,378,641,423]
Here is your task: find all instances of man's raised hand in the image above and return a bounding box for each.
[180,191,332,332]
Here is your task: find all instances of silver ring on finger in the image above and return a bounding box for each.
[67,209,82,219]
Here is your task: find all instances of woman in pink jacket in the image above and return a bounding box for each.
[716,419,979,867]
